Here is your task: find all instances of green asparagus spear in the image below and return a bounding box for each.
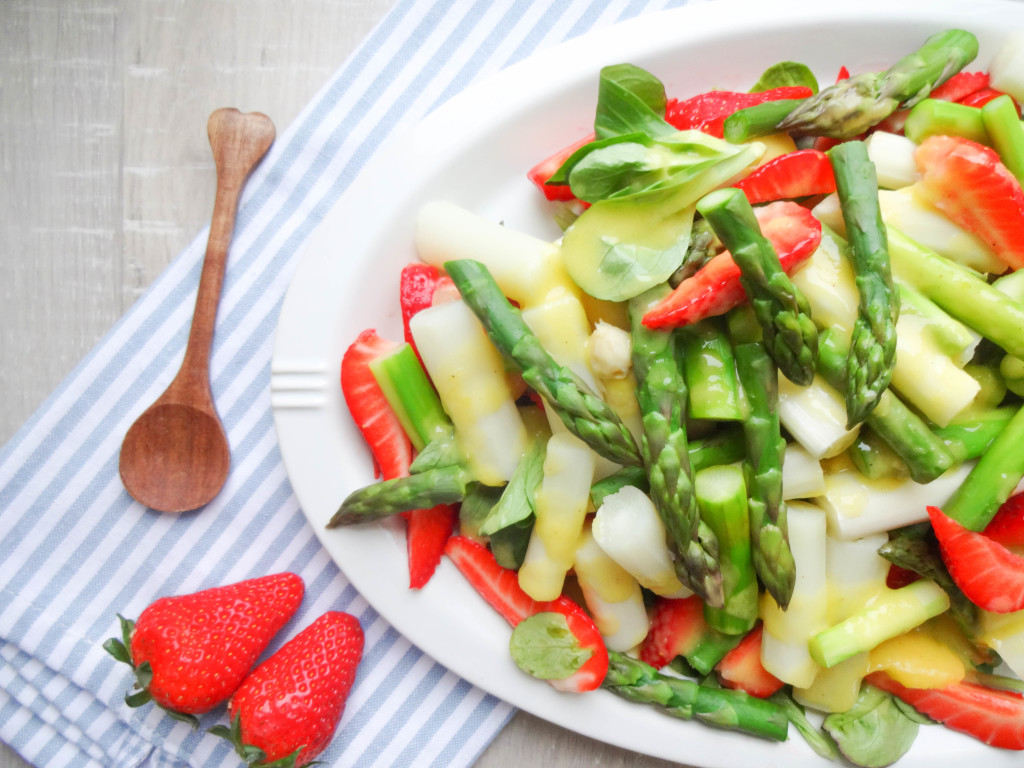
[444,259,642,467]
[328,463,473,526]
[779,29,979,139]
[723,99,805,143]
[828,140,899,427]
[602,651,789,742]
[630,286,723,607]
[817,329,953,484]
[696,464,758,635]
[944,402,1024,531]
[679,318,744,421]
[732,339,796,609]
[697,187,818,386]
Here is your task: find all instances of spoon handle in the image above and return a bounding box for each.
[178,108,276,393]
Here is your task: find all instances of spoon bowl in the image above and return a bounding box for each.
[119,108,275,512]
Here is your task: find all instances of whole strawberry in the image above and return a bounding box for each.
[103,572,304,724]
[212,611,364,766]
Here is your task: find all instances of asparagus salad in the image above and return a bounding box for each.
[332,27,1024,766]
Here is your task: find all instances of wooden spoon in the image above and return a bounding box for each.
[119,108,275,512]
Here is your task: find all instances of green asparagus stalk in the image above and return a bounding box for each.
[602,651,789,742]
[697,187,818,386]
[933,406,1016,463]
[696,464,758,636]
[732,339,796,609]
[982,94,1024,182]
[679,318,743,421]
[328,462,473,526]
[779,29,979,139]
[943,403,1024,531]
[588,428,747,508]
[903,98,989,145]
[630,286,723,607]
[370,342,451,450]
[828,140,899,427]
[444,259,642,467]
[723,99,806,143]
[817,329,954,484]
[887,227,1024,359]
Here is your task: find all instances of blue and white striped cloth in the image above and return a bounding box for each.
[0,1,703,766]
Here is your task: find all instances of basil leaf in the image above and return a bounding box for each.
[751,61,819,93]
[546,133,650,186]
[509,612,592,681]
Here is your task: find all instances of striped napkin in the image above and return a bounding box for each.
[0,1,705,766]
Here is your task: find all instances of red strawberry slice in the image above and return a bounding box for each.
[984,493,1024,548]
[527,132,595,201]
[666,86,814,138]
[642,201,822,329]
[867,671,1024,750]
[928,505,1024,613]
[639,595,706,669]
[104,573,304,720]
[915,134,1024,271]
[341,329,412,481]
[716,623,784,699]
[959,87,1020,112]
[400,263,443,355]
[930,71,990,102]
[734,149,836,204]
[219,611,364,766]
[407,503,458,590]
[885,563,921,590]
[444,536,608,692]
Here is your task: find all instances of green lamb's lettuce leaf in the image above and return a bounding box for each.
[770,690,840,760]
[479,436,546,536]
[751,61,820,94]
[560,138,764,301]
[822,684,921,768]
[594,63,673,140]
[509,612,592,681]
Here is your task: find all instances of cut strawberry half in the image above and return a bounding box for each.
[666,86,813,138]
[915,134,1024,271]
[444,536,609,692]
[715,623,784,698]
[984,493,1024,549]
[734,149,836,204]
[959,87,1020,112]
[642,200,822,329]
[867,671,1024,750]
[341,329,413,480]
[930,71,990,102]
[928,505,1024,613]
[407,503,458,590]
[527,132,594,201]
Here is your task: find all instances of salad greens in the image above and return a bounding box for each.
[334,24,1024,768]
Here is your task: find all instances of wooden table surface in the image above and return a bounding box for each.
[0,2,688,767]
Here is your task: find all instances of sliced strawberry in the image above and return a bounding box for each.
[407,503,458,589]
[642,201,822,329]
[835,66,851,82]
[527,132,595,201]
[931,71,990,102]
[984,493,1024,548]
[341,329,413,480]
[400,263,442,352]
[959,87,1020,112]
[867,671,1024,750]
[636,594,744,677]
[885,563,921,590]
[640,595,706,669]
[928,505,1024,613]
[914,135,1024,271]
[444,535,608,692]
[715,623,784,698]
[666,86,814,138]
[734,149,836,204]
